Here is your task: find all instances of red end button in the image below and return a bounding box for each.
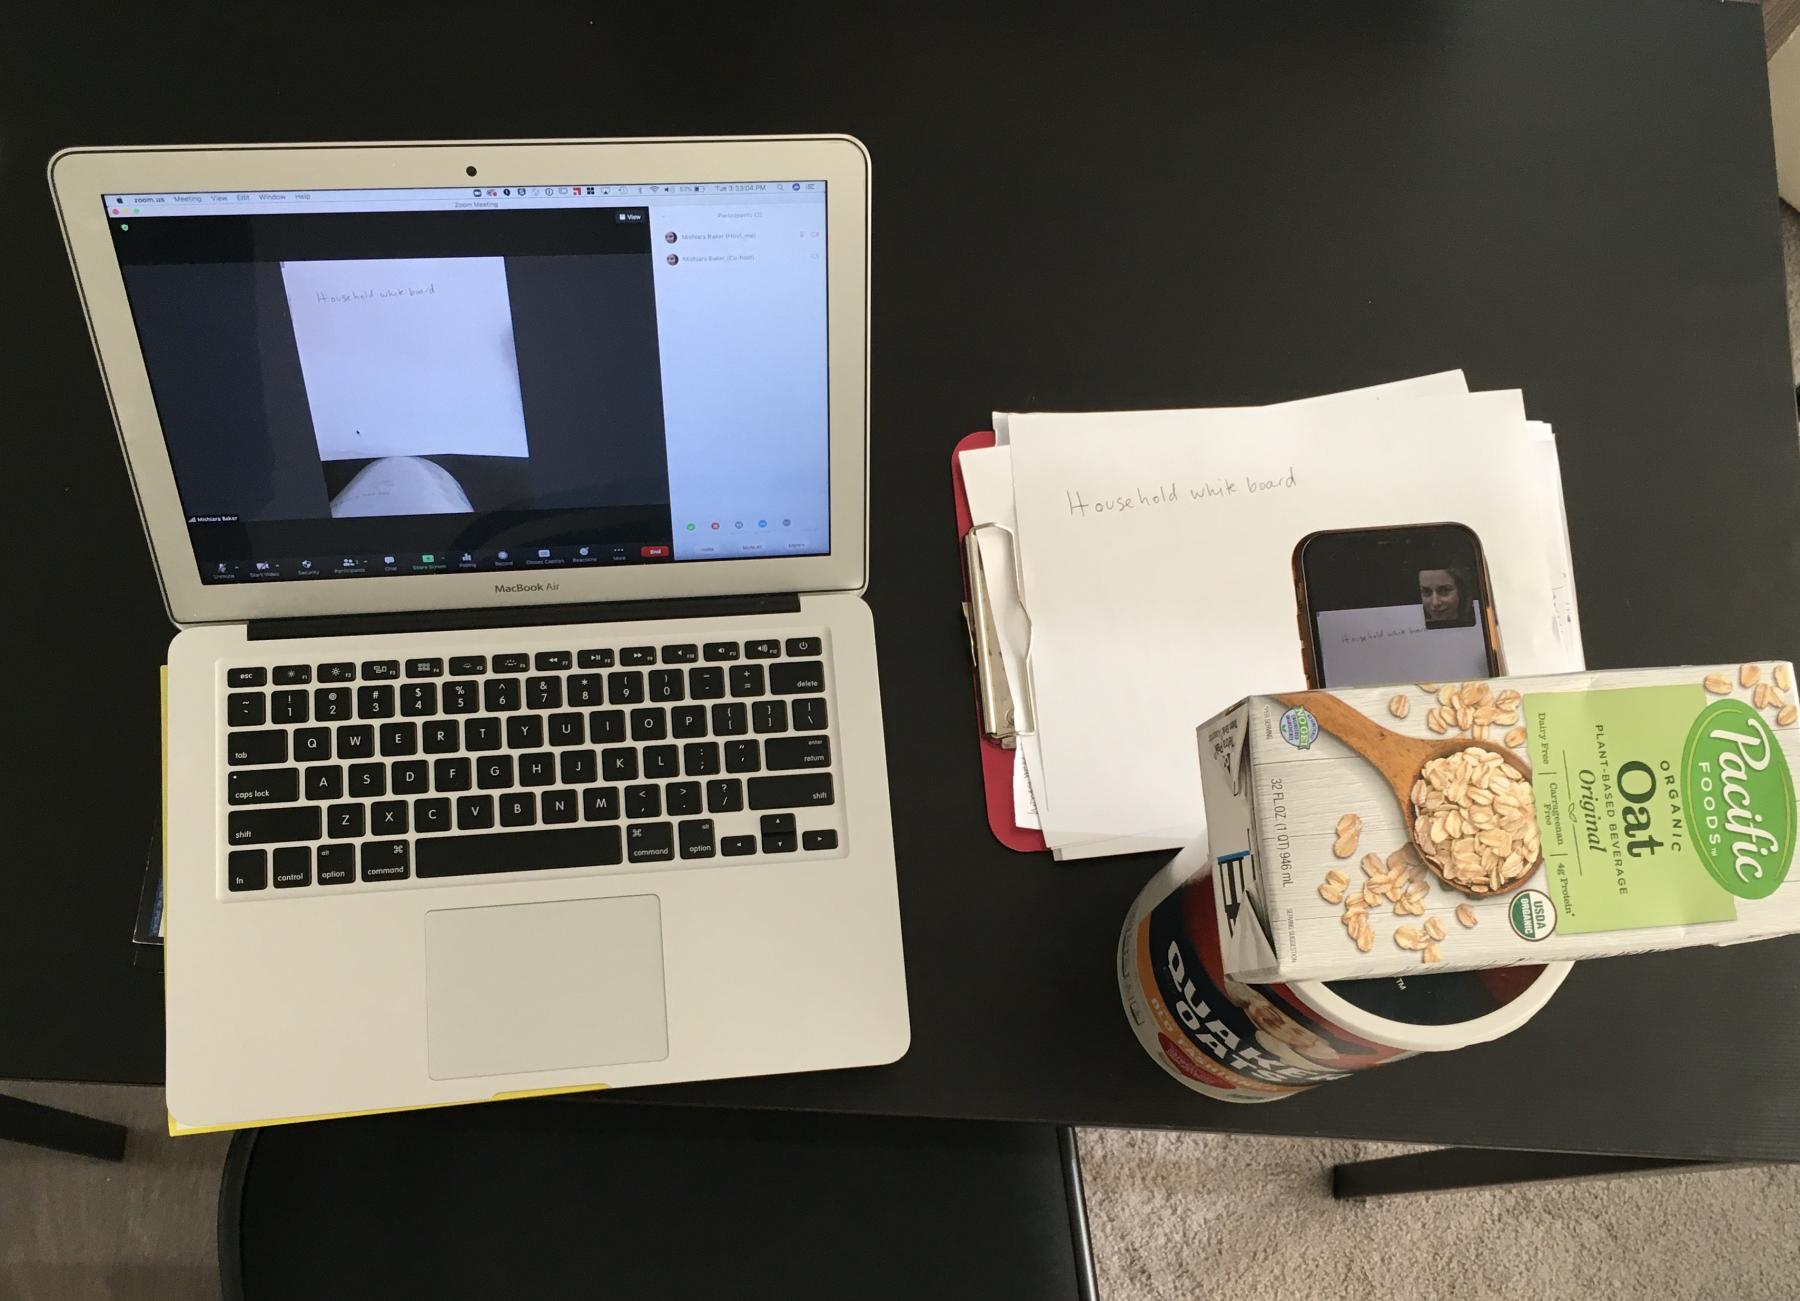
[640,545,670,559]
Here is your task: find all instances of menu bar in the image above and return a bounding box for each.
[107,181,824,219]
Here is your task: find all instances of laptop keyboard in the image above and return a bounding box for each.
[219,633,843,896]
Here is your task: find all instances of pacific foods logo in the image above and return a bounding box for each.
[493,582,559,595]
[1682,700,1795,899]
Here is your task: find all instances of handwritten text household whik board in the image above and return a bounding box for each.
[1008,390,1579,847]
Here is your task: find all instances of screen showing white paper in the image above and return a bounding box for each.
[281,256,531,462]
[1315,602,1491,688]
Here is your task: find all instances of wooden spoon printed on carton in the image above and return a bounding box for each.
[1273,691,1541,897]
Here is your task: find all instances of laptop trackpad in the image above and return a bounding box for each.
[424,896,669,1081]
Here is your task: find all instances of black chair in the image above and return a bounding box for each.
[218,1100,1097,1300]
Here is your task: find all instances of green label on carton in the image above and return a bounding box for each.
[1682,699,1796,899]
[1524,685,1740,934]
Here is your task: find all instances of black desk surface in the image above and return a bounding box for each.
[5,1,1797,1163]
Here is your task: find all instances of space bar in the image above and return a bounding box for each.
[415,827,624,878]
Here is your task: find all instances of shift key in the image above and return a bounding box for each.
[227,806,321,846]
[747,774,834,809]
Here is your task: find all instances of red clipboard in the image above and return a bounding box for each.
[953,431,1047,852]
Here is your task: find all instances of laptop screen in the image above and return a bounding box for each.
[100,181,830,584]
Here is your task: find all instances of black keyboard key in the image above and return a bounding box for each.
[360,840,410,881]
[678,818,715,859]
[228,667,267,688]
[631,708,668,742]
[457,795,496,830]
[760,813,796,855]
[770,661,826,695]
[271,689,309,725]
[713,703,749,736]
[450,656,488,676]
[348,762,386,798]
[648,669,684,702]
[683,742,721,776]
[515,752,552,786]
[706,779,744,813]
[500,792,537,826]
[766,736,831,770]
[760,813,796,836]
[547,713,585,746]
[362,660,400,681]
[602,747,639,781]
[464,717,502,752]
[542,789,578,824]
[371,800,408,836]
[661,644,698,663]
[802,829,839,852]
[314,687,351,722]
[583,786,620,821]
[492,653,530,673]
[327,803,365,839]
[434,758,472,792]
[703,642,741,662]
[627,822,674,863]
[417,826,623,878]
[578,648,615,668]
[528,675,563,709]
[745,639,781,659]
[391,760,429,795]
[534,650,572,671]
[568,674,604,707]
[625,784,662,819]
[414,797,452,834]
[749,774,836,810]
[319,662,356,683]
[643,745,679,779]
[666,782,701,816]
[423,720,460,754]
[724,740,761,773]
[785,637,823,657]
[506,714,544,749]
[228,692,265,727]
[228,806,321,847]
[273,665,311,686]
[229,768,299,805]
[559,749,597,785]
[228,849,267,891]
[316,844,355,885]
[589,709,626,744]
[229,730,287,766]
[721,835,757,857]
[752,701,788,734]
[477,754,515,789]
[621,646,656,666]
[792,698,829,732]
[380,722,418,757]
[484,678,521,712]
[688,667,725,700]
[336,726,374,760]
[294,728,331,761]
[762,830,796,854]
[729,665,765,697]
[406,658,444,678]
[357,684,395,719]
[443,681,479,714]
[400,682,438,716]
[305,765,342,801]
[607,671,645,704]
[672,705,708,738]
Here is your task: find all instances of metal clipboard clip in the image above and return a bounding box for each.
[962,522,1017,749]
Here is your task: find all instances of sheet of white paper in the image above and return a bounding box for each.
[282,257,530,462]
[1010,390,1582,848]
[1011,749,1040,828]
[1314,604,1490,686]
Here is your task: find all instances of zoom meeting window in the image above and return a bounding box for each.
[103,182,830,583]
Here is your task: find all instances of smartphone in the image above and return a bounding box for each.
[1292,523,1501,690]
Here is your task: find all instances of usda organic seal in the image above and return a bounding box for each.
[1509,889,1556,941]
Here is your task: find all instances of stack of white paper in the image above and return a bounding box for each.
[956,373,1585,860]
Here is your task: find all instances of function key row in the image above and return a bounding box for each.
[238,639,823,688]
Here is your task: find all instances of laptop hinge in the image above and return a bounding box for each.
[247,592,803,642]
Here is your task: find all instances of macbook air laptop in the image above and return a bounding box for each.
[50,136,909,1132]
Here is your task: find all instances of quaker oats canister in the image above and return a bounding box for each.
[1118,844,1570,1101]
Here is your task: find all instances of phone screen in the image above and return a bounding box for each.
[1299,524,1496,689]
